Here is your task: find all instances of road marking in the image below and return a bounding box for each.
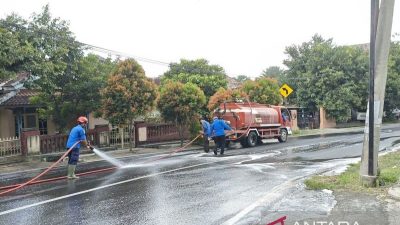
[220,158,368,225]
[221,178,300,225]
[0,161,225,216]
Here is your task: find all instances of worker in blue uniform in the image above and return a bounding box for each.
[200,116,211,153]
[66,116,93,179]
[210,115,232,156]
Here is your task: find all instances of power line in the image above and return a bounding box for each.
[1,22,170,67]
[80,42,170,66]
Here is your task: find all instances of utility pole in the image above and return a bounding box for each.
[360,0,395,187]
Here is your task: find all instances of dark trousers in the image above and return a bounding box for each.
[203,135,210,153]
[214,135,226,155]
[67,148,80,165]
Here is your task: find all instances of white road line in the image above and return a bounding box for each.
[220,158,363,225]
[0,161,221,216]
[220,178,300,225]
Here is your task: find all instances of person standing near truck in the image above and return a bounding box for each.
[210,115,232,156]
[199,116,211,153]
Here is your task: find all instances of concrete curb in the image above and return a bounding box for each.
[292,130,364,139]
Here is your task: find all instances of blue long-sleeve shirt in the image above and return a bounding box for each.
[200,120,211,137]
[210,119,232,137]
[66,125,86,149]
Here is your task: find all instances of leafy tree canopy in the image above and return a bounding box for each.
[158,81,206,125]
[207,87,248,111]
[236,75,251,82]
[1,5,119,130]
[101,58,157,126]
[261,66,285,79]
[1,5,89,130]
[0,27,35,80]
[385,41,400,119]
[163,58,225,78]
[240,77,282,105]
[158,81,206,146]
[161,59,227,99]
[283,34,368,122]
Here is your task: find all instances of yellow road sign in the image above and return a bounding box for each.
[279,84,293,98]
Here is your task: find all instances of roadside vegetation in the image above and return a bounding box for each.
[305,150,400,193]
[2,4,400,134]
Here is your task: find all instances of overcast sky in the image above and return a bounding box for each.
[1,0,399,78]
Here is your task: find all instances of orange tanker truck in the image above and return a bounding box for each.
[214,102,293,147]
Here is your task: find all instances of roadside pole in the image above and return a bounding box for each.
[360,0,395,187]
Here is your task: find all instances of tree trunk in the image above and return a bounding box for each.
[179,124,184,147]
[129,119,135,152]
[120,127,124,149]
[175,118,184,147]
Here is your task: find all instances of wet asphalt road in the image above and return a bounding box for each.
[1,126,400,225]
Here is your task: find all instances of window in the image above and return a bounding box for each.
[39,119,48,135]
[25,114,37,128]
[14,115,24,137]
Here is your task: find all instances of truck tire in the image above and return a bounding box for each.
[240,138,248,148]
[278,129,288,143]
[247,131,258,147]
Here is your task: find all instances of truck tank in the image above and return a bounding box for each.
[216,102,283,130]
[213,102,290,147]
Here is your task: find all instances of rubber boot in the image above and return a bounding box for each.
[71,165,79,179]
[67,165,74,179]
[67,165,79,179]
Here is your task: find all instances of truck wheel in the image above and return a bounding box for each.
[247,131,258,147]
[240,138,248,148]
[278,129,288,143]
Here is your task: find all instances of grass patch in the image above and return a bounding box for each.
[305,151,400,193]
[378,151,400,185]
[292,129,321,137]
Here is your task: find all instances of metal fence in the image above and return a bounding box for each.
[0,137,21,157]
[135,123,189,146]
[97,127,133,148]
[40,134,68,154]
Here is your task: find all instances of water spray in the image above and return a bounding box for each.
[92,148,125,168]
[0,134,202,196]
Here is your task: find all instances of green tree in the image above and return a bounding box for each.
[240,77,282,105]
[164,58,226,78]
[74,54,117,117]
[162,59,228,99]
[236,75,251,82]
[0,27,35,80]
[207,87,248,111]
[1,5,92,130]
[261,66,285,79]
[385,41,400,119]
[283,34,368,122]
[158,81,206,146]
[101,59,157,149]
